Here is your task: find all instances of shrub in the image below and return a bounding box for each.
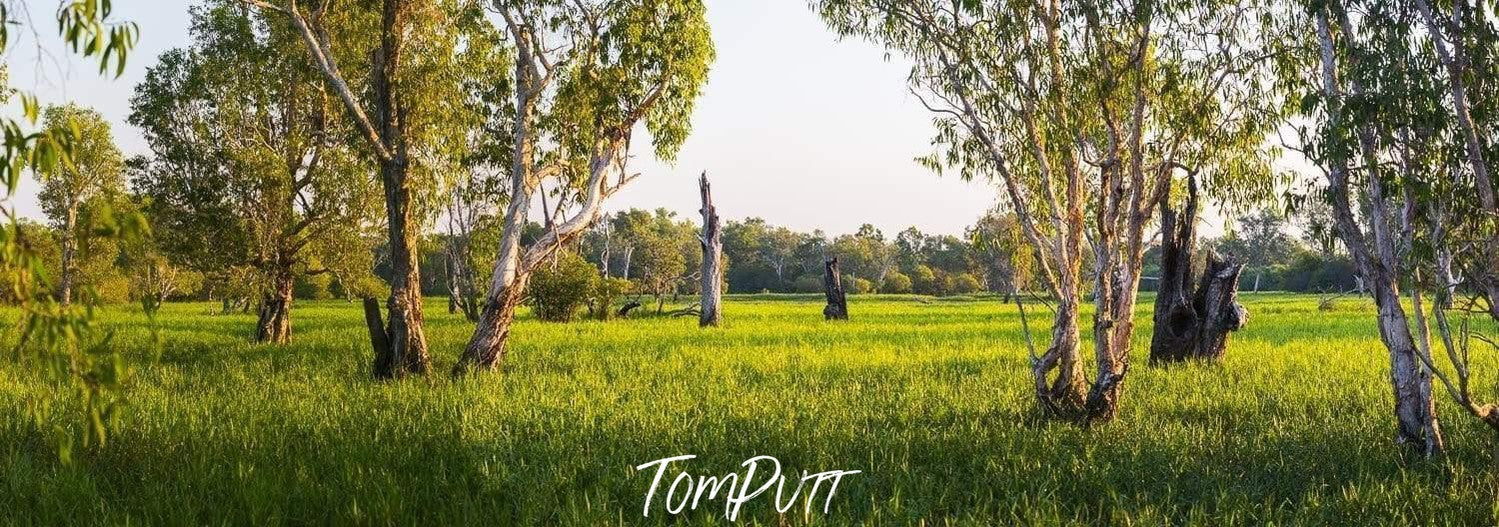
[949,273,983,295]
[589,277,633,320]
[528,252,598,322]
[848,277,874,294]
[882,271,912,294]
[910,265,940,295]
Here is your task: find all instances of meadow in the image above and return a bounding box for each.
[3,293,1499,525]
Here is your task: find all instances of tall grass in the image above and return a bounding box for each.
[2,293,1497,525]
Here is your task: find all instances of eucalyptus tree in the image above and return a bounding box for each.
[32,104,124,307]
[1412,0,1499,320]
[131,3,382,344]
[1290,0,1481,455]
[242,0,497,376]
[815,0,1285,420]
[453,0,714,374]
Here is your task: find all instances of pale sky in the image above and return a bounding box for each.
[4,0,1240,237]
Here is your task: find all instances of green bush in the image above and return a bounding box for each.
[528,252,599,322]
[882,271,912,293]
[848,277,874,294]
[949,273,983,295]
[589,277,633,320]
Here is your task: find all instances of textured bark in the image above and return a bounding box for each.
[58,204,78,307]
[1150,187,1198,363]
[452,279,528,375]
[822,257,849,320]
[367,0,429,378]
[1317,7,1443,455]
[255,267,294,344]
[1033,301,1087,416]
[698,172,723,327]
[1149,182,1248,364]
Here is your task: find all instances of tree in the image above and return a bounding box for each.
[1214,208,1291,292]
[969,208,1035,299]
[815,0,1284,421]
[1289,0,1467,455]
[454,0,715,374]
[132,3,385,344]
[243,0,490,375]
[33,104,124,307]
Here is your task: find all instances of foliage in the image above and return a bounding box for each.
[527,252,599,322]
[0,0,145,463]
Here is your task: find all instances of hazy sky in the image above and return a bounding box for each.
[4,0,1007,237]
[4,1,1245,238]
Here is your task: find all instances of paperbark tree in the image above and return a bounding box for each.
[1297,0,1445,455]
[815,0,1283,421]
[452,0,714,374]
[33,105,125,308]
[698,172,723,327]
[133,3,384,345]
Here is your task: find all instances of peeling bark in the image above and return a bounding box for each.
[255,266,294,345]
[698,172,723,327]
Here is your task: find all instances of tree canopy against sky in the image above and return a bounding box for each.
[813,0,1290,421]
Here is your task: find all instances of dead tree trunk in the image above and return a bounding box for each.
[822,257,848,320]
[698,172,723,327]
[1149,179,1248,364]
[255,265,295,344]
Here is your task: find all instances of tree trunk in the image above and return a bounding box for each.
[452,278,529,375]
[370,157,430,378]
[1191,253,1248,361]
[58,204,77,308]
[1034,300,1087,416]
[698,172,723,327]
[822,257,848,320]
[1316,7,1444,455]
[255,266,294,344]
[1149,182,1248,364]
[366,0,429,379]
[1150,187,1198,363]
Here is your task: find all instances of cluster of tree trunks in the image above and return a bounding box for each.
[1149,178,1249,364]
[823,257,849,320]
[255,266,295,345]
[698,172,723,327]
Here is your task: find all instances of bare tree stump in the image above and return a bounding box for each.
[823,257,849,320]
[1149,176,1248,364]
[698,172,723,327]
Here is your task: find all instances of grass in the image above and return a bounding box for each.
[3,293,1499,525]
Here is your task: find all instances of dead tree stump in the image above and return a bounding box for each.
[823,257,849,320]
[1149,176,1248,364]
[698,172,723,327]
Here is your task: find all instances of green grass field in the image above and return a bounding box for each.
[3,294,1499,525]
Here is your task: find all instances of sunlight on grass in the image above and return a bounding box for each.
[2,294,1498,524]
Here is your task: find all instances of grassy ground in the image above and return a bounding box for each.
[2,293,1499,525]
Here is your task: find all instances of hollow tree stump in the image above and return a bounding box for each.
[1149,176,1248,364]
[698,171,723,327]
[823,257,849,320]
